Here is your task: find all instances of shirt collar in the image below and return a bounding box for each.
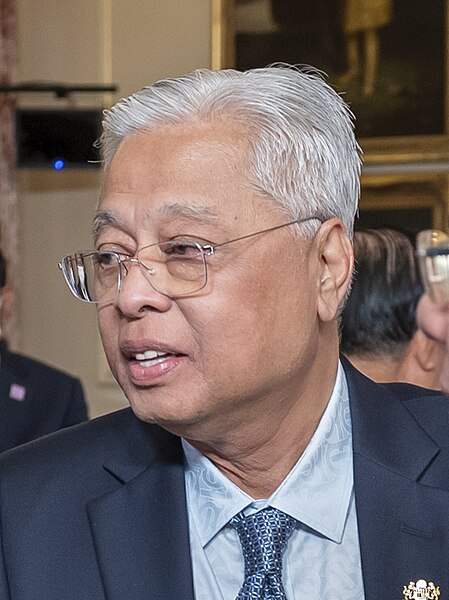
[183,361,353,546]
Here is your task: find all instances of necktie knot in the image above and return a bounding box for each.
[229,507,296,599]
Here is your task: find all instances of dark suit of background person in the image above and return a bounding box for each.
[340,228,444,389]
[0,250,88,452]
[0,66,449,600]
[0,340,88,452]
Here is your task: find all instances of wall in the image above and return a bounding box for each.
[14,0,212,416]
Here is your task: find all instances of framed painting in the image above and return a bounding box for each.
[356,173,449,234]
[211,0,449,161]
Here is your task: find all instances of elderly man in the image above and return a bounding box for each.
[0,66,447,600]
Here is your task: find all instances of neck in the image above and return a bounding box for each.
[347,354,402,383]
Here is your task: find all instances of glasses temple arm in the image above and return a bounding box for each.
[209,215,323,252]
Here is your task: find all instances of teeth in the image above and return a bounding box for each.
[134,350,167,361]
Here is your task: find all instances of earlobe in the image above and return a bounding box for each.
[315,219,354,322]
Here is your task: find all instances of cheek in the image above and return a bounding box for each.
[97,307,119,354]
[192,259,316,367]
[416,296,449,343]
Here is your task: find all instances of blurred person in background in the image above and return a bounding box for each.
[0,248,88,452]
[341,228,444,389]
[416,228,449,393]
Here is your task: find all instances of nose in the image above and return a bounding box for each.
[114,260,172,317]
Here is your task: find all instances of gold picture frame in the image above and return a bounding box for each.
[358,173,449,233]
[211,0,449,163]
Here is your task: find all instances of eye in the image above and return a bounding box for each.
[94,251,119,268]
[162,239,204,259]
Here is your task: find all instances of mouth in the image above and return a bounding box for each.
[121,342,187,384]
[133,349,176,367]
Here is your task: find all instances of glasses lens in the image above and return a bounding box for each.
[138,240,208,297]
[61,241,208,302]
[61,251,120,303]
[417,230,449,305]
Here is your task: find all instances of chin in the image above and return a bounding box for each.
[125,387,205,430]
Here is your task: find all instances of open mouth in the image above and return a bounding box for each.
[133,349,176,367]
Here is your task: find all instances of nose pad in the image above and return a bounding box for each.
[115,260,171,314]
[137,263,160,291]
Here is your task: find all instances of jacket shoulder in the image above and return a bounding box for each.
[3,349,81,384]
[0,408,175,482]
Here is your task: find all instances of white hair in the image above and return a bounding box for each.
[100,65,362,236]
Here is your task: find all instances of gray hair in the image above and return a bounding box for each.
[100,65,362,236]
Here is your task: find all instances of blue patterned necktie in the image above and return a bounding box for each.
[229,507,296,599]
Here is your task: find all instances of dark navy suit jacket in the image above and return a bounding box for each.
[0,359,448,599]
[0,342,88,452]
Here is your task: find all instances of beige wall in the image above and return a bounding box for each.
[14,0,212,416]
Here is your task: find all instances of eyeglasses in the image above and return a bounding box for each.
[58,215,323,303]
[416,229,449,305]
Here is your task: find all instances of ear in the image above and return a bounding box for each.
[313,219,354,322]
[410,328,442,372]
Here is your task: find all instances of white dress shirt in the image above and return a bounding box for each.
[183,362,365,599]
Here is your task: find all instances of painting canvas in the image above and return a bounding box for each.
[217,0,447,142]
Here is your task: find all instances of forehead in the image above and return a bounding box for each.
[100,121,259,217]
[95,121,282,239]
[105,119,249,181]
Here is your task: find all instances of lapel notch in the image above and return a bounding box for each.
[87,436,195,600]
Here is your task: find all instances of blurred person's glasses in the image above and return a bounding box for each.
[59,216,323,303]
[416,229,449,305]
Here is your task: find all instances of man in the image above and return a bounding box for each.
[0,66,448,600]
[416,228,449,394]
[0,249,88,452]
[341,228,444,388]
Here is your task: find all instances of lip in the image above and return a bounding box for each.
[120,338,188,385]
[120,337,186,356]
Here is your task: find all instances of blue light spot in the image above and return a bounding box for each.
[53,159,65,171]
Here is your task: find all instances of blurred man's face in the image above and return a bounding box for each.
[417,295,449,393]
[95,120,338,440]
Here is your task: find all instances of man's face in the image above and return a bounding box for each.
[96,121,332,440]
[417,295,449,393]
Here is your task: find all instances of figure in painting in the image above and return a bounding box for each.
[235,0,279,35]
[340,0,393,96]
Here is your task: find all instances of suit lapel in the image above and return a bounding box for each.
[87,434,195,600]
[344,359,449,599]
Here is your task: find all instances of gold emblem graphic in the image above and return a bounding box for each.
[403,580,441,599]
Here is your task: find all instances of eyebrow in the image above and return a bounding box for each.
[92,212,119,241]
[92,203,221,241]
